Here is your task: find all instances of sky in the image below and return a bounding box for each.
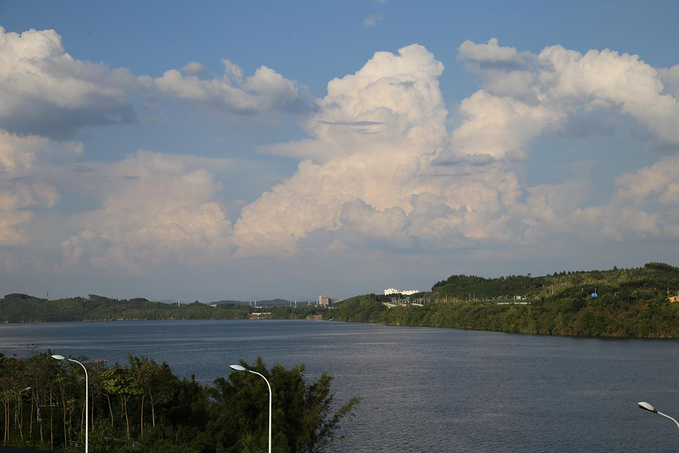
[1,0,679,302]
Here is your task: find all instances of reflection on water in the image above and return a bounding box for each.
[1,319,679,452]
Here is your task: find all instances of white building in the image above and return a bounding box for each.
[384,288,421,296]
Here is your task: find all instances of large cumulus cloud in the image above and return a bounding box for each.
[0,121,235,274]
[233,39,679,259]
[138,59,316,117]
[60,151,234,274]
[451,38,679,162]
[3,26,679,277]
[233,44,525,257]
[0,27,316,274]
[0,27,136,138]
[0,129,81,246]
[572,154,679,240]
[0,27,314,139]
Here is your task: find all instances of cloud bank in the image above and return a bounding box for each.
[1,28,678,290]
[233,39,679,258]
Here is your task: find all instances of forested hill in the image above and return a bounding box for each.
[0,293,325,323]
[429,262,679,302]
[0,294,252,322]
[327,263,679,338]
[4,262,679,338]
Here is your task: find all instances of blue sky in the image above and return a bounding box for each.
[1,0,679,302]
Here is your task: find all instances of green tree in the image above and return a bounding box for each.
[210,357,360,453]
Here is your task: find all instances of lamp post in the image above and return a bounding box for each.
[638,402,679,429]
[230,364,272,453]
[18,387,30,437]
[52,355,88,453]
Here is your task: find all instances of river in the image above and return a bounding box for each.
[1,319,678,452]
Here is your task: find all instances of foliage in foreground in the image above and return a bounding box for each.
[0,353,359,452]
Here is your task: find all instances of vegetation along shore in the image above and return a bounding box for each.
[0,354,359,452]
[2,262,679,338]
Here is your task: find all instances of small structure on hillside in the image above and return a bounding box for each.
[384,288,420,296]
[318,296,342,307]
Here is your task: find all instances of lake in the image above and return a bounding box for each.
[1,319,678,452]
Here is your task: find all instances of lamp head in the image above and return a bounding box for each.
[638,402,657,413]
[230,364,247,372]
[51,354,66,361]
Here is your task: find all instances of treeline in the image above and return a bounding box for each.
[0,353,358,452]
[4,262,679,338]
[0,294,252,323]
[326,293,679,337]
[0,294,327,323]
[328,263,679,338]
[430,262,679,302]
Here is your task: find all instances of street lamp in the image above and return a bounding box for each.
[638,402,679,429]
[18,387,31,436]
[230,364,272,453]
[52,355,89,453]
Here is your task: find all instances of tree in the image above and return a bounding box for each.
[210,357,360,453]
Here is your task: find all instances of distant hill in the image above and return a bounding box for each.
[328,262,679,338]
[428,262,679,302]
[210,298,315,307]
[4,263,679,338]
[0,294,320,323]
[0,294,252,323]
[153,298,312,306]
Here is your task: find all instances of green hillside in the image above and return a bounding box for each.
[3,262,679,338]
[430,262,679,302]
[327,263,679,338]
[0,293,253,322]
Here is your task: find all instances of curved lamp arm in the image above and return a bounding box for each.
[638,402,679,429]
[230,364,272,453]
[53,355,89,453]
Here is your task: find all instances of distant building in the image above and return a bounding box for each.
[318,295,342,307]
[384,288,420,296]
[319,295,330,307]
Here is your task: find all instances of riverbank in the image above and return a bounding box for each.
[324,294,679,339]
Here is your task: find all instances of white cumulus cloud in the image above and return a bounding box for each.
[0,129,81,245]
[4,27,679,278]
[140,61,314,117]
[233,44,526,257]
[61,151,234,273]
[537,46,679,143]
[233,39,679,259]
[0,27,136,138]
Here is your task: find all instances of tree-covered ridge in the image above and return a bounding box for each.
[0,294,326,323]
[0,353,359,452]
[328,263,679,338]
[430,262,679,301]
[3,262,679,338]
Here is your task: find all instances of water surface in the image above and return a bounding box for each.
[1,319,678,452]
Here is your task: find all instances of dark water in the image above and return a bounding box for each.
[1,319,679,452]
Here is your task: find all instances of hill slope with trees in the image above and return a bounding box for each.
[0,294,325,323]
[3,262,679,338]
[327,263,679,338]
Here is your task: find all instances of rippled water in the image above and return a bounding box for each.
[1,319,679,452]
